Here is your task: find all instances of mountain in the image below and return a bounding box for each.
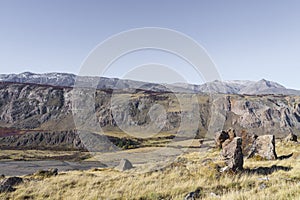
[0,72,195,93]
[0,72,299,95]
[239,79,285,94]
[0,82,299,142]
[194,80,254,94]
[0,72,76,87]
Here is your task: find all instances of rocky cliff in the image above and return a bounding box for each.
[0,82,299,148]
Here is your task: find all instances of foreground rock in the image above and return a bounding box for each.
[34,168,58,177]
[239,130,258,156]
[248,135,277,160]
[0,176,23,193]
[184,188,201,200]
[221,137,244,172]
[115,159,133,171]
[215,128,237,149]
[227,128,236,140]
[215,130,230,149]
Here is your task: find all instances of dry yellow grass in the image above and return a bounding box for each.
[0,141,299,200]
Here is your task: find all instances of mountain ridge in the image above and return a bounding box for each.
[0,72,299,95]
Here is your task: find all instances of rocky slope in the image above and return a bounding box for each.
[0,130,85,151]
[0,82,299,142]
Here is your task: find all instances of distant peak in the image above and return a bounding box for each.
[21,71,35,75]
[258,79,275,84]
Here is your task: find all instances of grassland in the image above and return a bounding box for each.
[0,140,299,200]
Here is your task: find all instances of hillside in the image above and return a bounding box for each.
[0,140,299,199]
[0,82,299,151]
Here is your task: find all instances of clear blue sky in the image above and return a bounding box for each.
[1,0,300,89]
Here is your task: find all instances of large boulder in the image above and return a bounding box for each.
[221,137,244,172]
[248,135,277,160]
[215,128,237,149]
[215,131,229,149]
[115,159,133,171]
[238,130,258,156]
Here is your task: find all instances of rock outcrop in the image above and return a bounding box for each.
[221,137,244,172]
[0,130,141,151]
[0,130,85,151]
[184,188,201,200]
[239,130,258,156]
[227,128,236,140]
[248,135,277,160]
[215,130,230,149]
[215,128,237,149]
[0,177,23,193]
[115,159,133,171]
[34,168,58,177]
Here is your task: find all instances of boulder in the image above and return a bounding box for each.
[199,139,204,146]
[284,132,298,142]
[248,135,277,160]
[0,185,15,193]
[0,177,23,187]
[0,176,23,193]
[221,137,244,172]
[184,188,201,200]
[115,159,133,171]
[227,128,236,140]
[215,129,237,149]
[34,168,58,177]
[215,131,229,148]
[239,130,258,156]
[221,139,232,149]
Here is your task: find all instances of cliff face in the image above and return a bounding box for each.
[217,95,300,137]
[0,83,73,130]
[0,82,299,140]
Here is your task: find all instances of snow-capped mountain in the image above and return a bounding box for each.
[0,72,76,87]
[195,80,254,94]
[238,79,285,94]
[0,72,299,95]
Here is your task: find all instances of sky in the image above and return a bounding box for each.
[0,0,300,89]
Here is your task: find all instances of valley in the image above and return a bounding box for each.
[0,74,299,199]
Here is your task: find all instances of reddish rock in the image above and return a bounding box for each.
[239,130,258,156]
[215,131,229,149]
[221,137,244,172]
[227,128,236,140]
